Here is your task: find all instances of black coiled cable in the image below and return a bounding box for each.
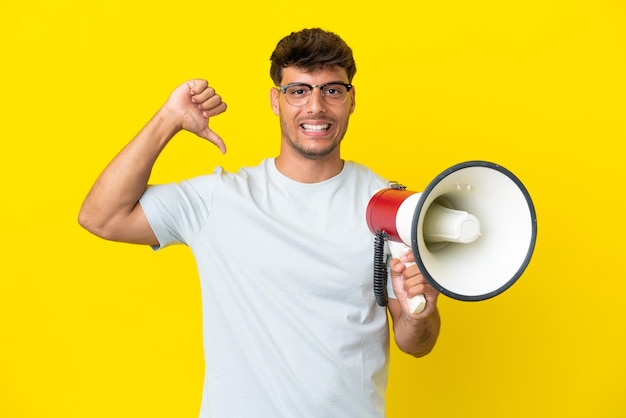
[373,231,389,307]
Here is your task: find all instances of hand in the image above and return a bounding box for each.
[389,250,440,320]
[162,79,228,153]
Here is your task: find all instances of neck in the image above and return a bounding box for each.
[275,152,344,184]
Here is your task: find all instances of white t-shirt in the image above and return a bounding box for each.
[140,158,390,418]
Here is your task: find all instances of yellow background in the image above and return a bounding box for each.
[1,0,624,417]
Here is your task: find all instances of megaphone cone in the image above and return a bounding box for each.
[366,161,537,313]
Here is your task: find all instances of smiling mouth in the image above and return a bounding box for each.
[302,123,331,133]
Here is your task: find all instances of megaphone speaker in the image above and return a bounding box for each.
[366,161,537,313]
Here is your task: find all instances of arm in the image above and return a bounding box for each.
[387,251,441,357]
[78,79,227,244]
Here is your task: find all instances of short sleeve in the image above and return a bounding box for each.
[139,174,217,250]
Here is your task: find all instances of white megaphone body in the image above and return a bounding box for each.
[366,161,537,314]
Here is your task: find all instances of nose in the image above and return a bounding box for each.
[305,88,327,113]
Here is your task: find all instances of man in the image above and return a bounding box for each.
[79,28,440,418]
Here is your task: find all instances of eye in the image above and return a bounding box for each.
[323,84,345,96]
[287,85,310,96]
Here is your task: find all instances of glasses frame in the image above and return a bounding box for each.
[277,82,353,106]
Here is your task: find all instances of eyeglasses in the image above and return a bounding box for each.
[277,82,353,106]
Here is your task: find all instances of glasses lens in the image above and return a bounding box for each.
[284,84,312,106]
[321,84,349,105]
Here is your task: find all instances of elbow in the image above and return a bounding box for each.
[77,207,100,237]
[408,341,437,358]
[395,334,438,359]
[77,204,112,240]
[77,205,89,231]
[77,204,92,232]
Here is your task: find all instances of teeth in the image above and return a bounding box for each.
[302,124,330,132]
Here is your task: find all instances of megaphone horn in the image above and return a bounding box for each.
[366,161,537,314]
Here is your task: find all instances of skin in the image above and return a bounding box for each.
[78,69,440,357]
[270,66,354,183]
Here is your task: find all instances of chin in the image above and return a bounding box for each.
[297,144,341,160]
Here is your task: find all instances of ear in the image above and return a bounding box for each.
[270,87,280,115]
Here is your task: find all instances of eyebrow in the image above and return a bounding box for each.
[285,80,348,86]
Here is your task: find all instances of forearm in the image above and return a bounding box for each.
[78,108,179,238]
[393,307,441,358]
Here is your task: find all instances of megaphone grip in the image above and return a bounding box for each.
[388,241,427,314]
[407,294,426,314]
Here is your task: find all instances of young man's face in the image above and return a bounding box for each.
[270,66,356,161]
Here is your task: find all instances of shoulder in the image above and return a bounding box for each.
[180,160,269,189]
[343,161,388,189]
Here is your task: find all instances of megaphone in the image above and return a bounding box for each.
[366,161,537,314]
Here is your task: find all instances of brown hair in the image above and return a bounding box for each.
[269,28,357,86]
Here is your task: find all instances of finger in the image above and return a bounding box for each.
[409,280,440,299]
[405,281,429,296]
[190,85,217,104]
[402,268,430,290]
[403,274,425,293]
[198,127,227,154]
[389,258,406,277]
[400,249,415,263]
[402,262,421,278]
[186,79,209,95]
[199,100,227,118]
